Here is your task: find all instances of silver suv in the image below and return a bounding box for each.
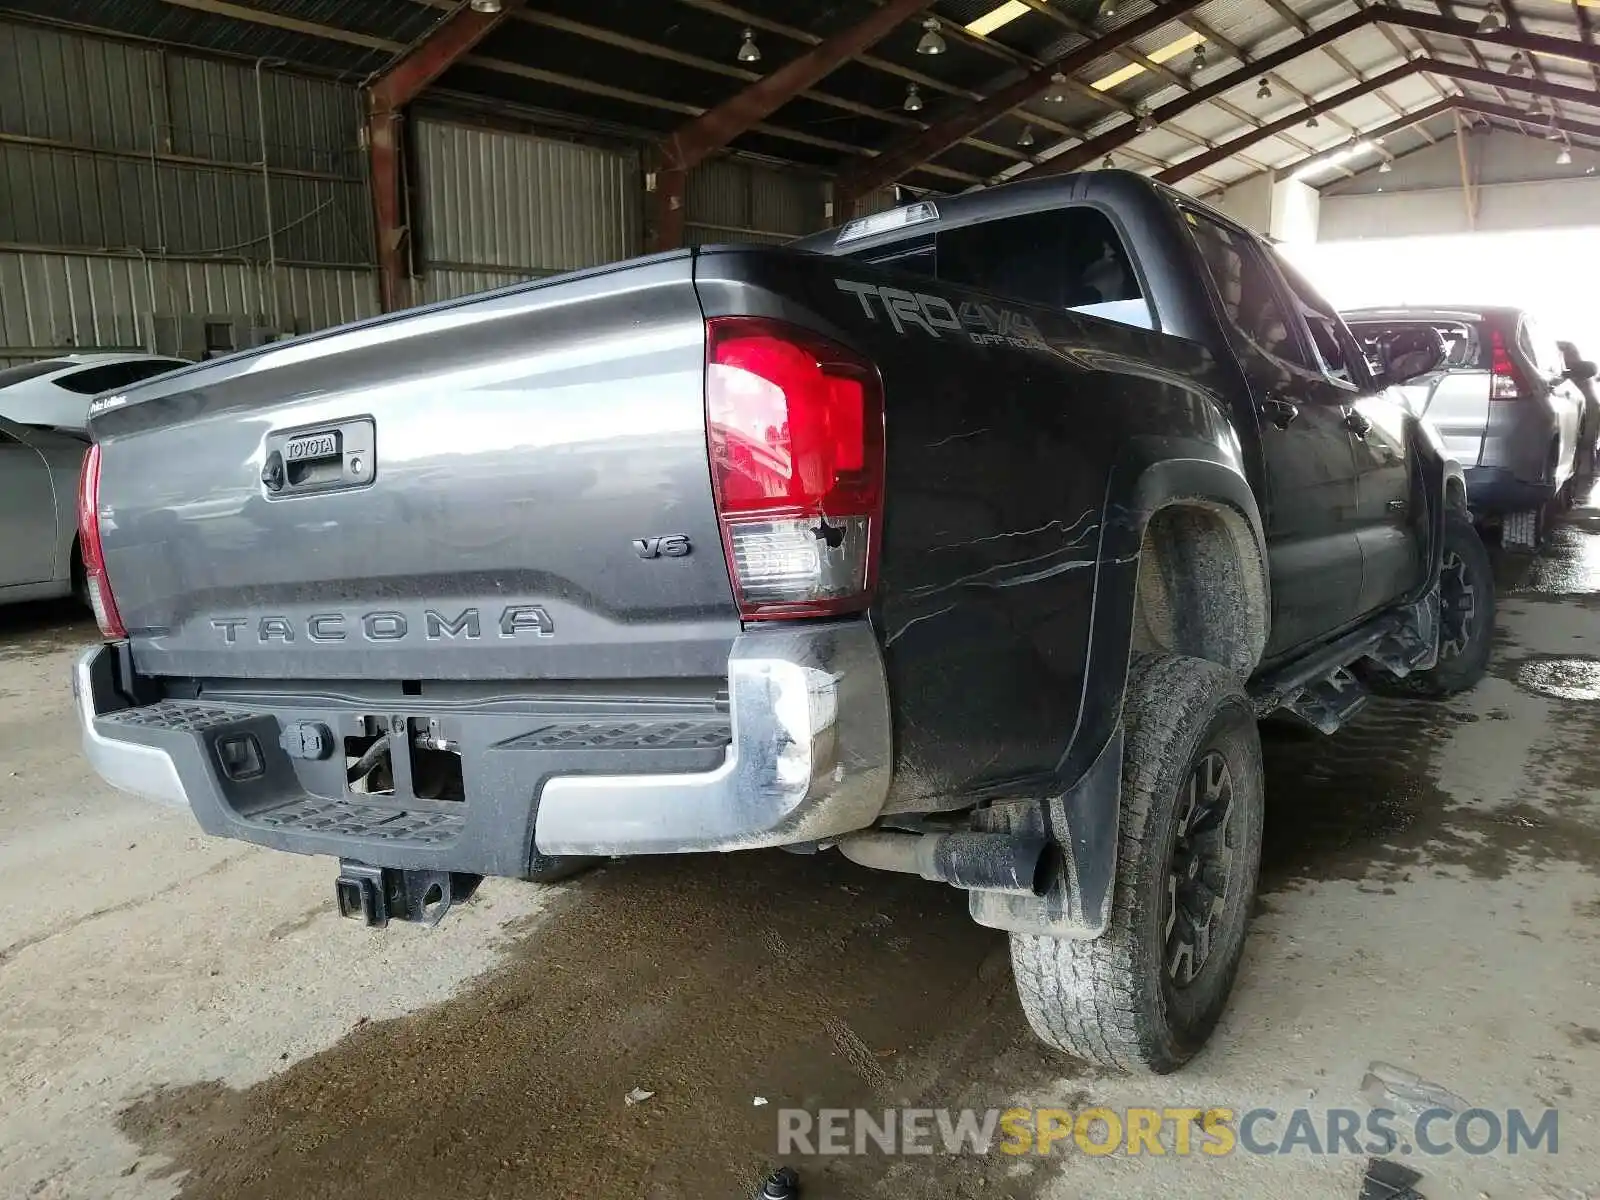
[1345,306,1594,548]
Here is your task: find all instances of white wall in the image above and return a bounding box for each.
[1319,129,1600,239]
[1208,173,1274,234]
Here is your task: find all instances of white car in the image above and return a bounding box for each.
[0,353,191,431]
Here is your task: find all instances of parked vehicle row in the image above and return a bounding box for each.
[1344,307,1596,548]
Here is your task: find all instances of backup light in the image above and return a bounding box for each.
[705,318,885,620]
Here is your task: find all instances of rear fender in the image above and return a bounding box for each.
[1406,416,1466,604]
[973,450,1266,938]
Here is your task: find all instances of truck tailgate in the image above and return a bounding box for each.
[88,254,740,681]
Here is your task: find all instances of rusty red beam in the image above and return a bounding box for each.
[367,0,525,312]
[833,0,1205,206]
[370,1,524,112]
[1158,63,1419,182]
[648,0,934,250]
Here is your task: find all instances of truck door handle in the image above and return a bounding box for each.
[1260,395,1299,429]
[1344,409,1373,439]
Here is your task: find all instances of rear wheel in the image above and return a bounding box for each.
[1010,654,1263,1073]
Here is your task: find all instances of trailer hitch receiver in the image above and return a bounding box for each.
[334,861,482,928]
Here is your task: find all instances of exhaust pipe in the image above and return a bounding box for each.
[835,830,1051,896]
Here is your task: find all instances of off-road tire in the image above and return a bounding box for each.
[525,853,599,884]
[1384,512,1495,698]
[1010,654,1263,1074]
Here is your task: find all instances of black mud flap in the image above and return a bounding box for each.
[335,861,482,928]
[968,729,1123,939]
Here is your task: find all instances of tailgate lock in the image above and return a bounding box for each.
[261,418,376,498]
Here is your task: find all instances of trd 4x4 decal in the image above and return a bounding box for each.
[835,279,1045,350]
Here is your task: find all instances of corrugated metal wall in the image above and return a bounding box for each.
[685,158,828,246]
[415,119,641,303]
[0,250,378,364]
[0,19,377,358]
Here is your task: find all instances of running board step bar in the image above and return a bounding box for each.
[1250,588,1439,735]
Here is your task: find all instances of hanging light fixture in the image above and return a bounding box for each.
[1508,51,1527,76]
[1101,154,1115,169]
[1378,158,1393,173]
[916,17,947,55]
[1306,113,1319,128]
[1558,141,1573,165]
[1044,72,1069,103]
[1136,106,1155,132]
[1256,77,1272,100]
[469,0,502,11]
[1477,3,1503,33]
[1102,0,1119,17]
[737,27,761,63]
[903,82,923,112]
[1192,43,1207,74]
[1017,124,1035,147]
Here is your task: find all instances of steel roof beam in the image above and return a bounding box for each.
[833,0,1205,207]
[1024,9,1600,184]
[1270,98,1455,179]
[1158,63,1421,182]
[1259,95,1600,185]
[646,0,933,249]
[369,1,521,113]
[1160,59,1600,183]
[366,0,526,312]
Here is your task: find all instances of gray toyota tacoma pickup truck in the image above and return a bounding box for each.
[75,172,1492,1073]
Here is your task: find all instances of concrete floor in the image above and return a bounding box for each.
[4,525,1600,1200]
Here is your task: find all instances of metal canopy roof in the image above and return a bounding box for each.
[4,0,1598,198]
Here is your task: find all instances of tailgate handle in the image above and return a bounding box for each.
[262,418,375,498]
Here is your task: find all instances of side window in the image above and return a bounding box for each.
[1274,259,1366,388]
[53,360,181,395]
[933,207,1156,330]
[1184,211,1310,371]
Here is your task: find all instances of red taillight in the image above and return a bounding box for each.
[705,316,885,620]
[1490,328,1528,400]
[77,443,126,638]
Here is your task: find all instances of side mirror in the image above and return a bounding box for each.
[1570,360,1598,383]
[1380,326,1447,385]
